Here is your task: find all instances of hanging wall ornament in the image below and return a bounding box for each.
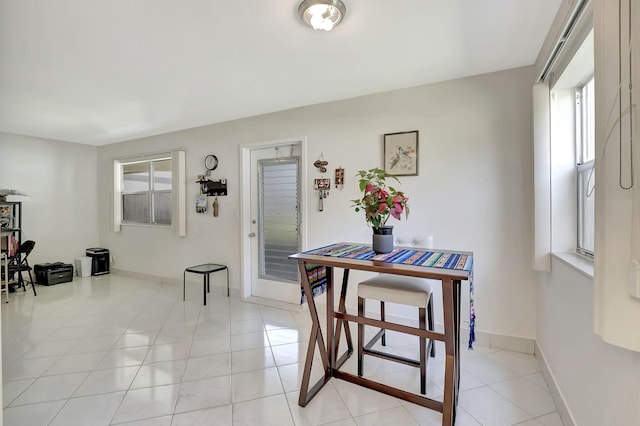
[335,167,344,189]
[313,153,329,173]
[313,179,330,211]
[212,196,219,217]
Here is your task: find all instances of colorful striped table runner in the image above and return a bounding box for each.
[301,243,475,349]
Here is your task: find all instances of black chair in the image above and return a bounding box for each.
[8,240,36,296]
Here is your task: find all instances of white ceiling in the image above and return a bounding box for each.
[0,0,562,146]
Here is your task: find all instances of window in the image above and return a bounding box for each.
[121,157,172,224]
[576,77,595,257]
[534,29,594,269]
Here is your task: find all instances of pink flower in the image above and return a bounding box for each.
[351,168,410,229]
[374,188,388,198]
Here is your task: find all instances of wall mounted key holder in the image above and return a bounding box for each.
[202,179,228,196]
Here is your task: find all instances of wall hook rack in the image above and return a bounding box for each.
[196,177,228,196]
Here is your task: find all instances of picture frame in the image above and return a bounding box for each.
[314,178,331,190]
[383,130,419,176]
[195,196,208,214]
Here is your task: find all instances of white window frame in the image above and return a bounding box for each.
[534,28,594,272]
[112,150,186,236]
[576,77,595,258]
[121,157,172,225]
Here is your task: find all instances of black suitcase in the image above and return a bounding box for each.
[34,262,74,285]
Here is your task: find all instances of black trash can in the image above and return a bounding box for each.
[86,248,110,276]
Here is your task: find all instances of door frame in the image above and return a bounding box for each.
[239,137,308,299]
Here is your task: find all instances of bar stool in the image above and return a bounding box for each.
[357,235,436,395]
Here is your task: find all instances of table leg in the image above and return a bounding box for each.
[441,278,457,426]
[226,267,230,297]
[297,261,331,407]
[203,274,207,306]
[333,269,353,367]
[454,279,461,414]
[183,270,186,301]
[326,267,335,371]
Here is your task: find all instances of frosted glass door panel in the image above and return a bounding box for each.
[258,159,300,282]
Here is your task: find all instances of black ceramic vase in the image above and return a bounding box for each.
[372,226,394,254]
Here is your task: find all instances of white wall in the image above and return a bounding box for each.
[537,257,640,425]
[0,133,100,266]
[97,66,538,340]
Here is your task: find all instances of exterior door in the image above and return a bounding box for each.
[249,145,301,303]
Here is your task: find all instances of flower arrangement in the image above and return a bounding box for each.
[351,168,409,230]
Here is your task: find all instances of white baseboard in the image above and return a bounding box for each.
[243,296,305,312]
[535,341,576,426]
[111,268,181,286]
[111,268,243,297]
[487,332,536,354]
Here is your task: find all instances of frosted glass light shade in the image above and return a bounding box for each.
[298,0,346,31]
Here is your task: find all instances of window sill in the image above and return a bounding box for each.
[120,222,171,229]
[551,252,594,279]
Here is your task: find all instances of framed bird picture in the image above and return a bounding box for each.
[384,130,419,176]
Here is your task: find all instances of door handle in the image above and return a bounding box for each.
[248,232,256,238]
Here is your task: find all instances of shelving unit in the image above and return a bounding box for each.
[1,201,21,301]
[1,251,8,302]
[0,201,22,259]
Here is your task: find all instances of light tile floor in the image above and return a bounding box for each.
[1,275,564,425]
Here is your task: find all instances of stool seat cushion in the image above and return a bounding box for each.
[358,275,432,308]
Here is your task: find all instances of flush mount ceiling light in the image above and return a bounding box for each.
[298,0,346,31]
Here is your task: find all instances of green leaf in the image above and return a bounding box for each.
[353,167,409,228]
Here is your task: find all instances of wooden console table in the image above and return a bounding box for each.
[290,243,473,426]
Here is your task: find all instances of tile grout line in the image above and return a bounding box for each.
[101,283,175,425]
